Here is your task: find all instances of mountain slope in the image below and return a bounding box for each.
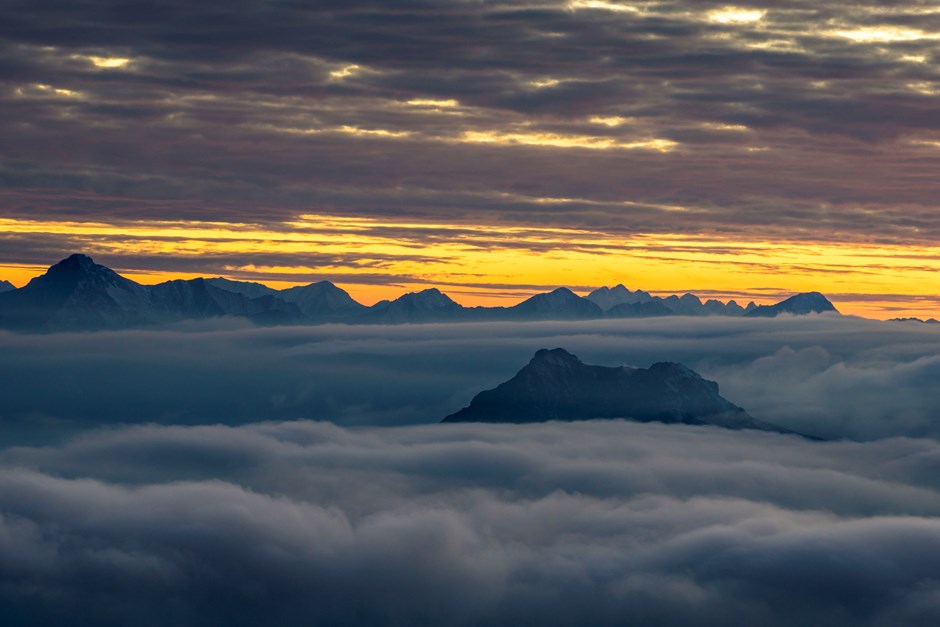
[443,348,791,434]
[205,278,278,299]
[588,285,752,317]
[0,280,14,294]
[586,284,653,310]
[149,278,302,323]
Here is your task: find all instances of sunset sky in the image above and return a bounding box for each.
[2,1,940,318]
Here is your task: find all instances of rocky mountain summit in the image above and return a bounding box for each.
[442,348,794,435]
[746,292,838,317]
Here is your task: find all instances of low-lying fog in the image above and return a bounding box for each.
[1,315,938,440]
[3,315,940,625]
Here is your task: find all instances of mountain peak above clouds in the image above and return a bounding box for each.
[278,280,366,320]
[508,287,603,320]
[443,348,795,435]
[0,253,154,331]
[746,292,839,318]
[358,287,464,323]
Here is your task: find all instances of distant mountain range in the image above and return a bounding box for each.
[889,317,940,325]
[443,348,796,435]
[0,254,841,332]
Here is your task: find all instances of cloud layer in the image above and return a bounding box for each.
[3,419,940,626]
[1,316,938,440]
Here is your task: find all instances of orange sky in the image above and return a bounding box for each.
[4,3,940,323]
[1,214,937,319]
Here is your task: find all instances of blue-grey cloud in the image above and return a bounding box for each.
[1,316,938,440]
[3,419,940,626]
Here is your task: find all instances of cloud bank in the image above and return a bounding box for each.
[0,316,938,440]
[3,419,940,626]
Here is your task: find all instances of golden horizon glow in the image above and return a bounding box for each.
[1,215,939,319]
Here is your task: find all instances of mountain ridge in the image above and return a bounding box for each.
[442,348,798,435]
[0,254,846,331]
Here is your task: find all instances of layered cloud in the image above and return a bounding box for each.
[3,419,940,625]
[1,315,938,440]
[2,1,940,313]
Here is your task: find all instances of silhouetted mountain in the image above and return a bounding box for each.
[0,254,153,331]
[660,293,704,315]
[280,281,366,320]
[443,348,791,434]
[586,284,652,310]
[606,300,673,318]
[506,288,603,320]
[746,292,839,318]
[149,278,302,323]
[890,317,940,325]
[205,277,278,299]
[588,285,751,317]
[360,288,464,323]
[704,298,744,315]
[0,255,847,331]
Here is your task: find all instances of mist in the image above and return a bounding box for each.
[3,419,940,626]
[1,315,938,440]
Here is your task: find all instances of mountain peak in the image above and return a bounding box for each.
[443,348,791,434]
[399,288,459,307]
[510,287,602,320]
[41,254,126,285]
[529,347,583,368]
[746,292,838,318]
[51,253,98,272]
[0,253,152,331]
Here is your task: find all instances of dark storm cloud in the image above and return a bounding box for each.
[4,419,940,625]
[2,0,940,250]
[1,316,938,441]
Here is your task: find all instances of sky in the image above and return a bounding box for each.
[2,1,940,318]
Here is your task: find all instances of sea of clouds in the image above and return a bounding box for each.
[4,420,940,626]
[2,316,940,625]
[1,315,938,439]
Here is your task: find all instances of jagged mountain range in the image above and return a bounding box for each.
[443,348,798,435]
[0,254,841,332]
[890,317,940,325]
